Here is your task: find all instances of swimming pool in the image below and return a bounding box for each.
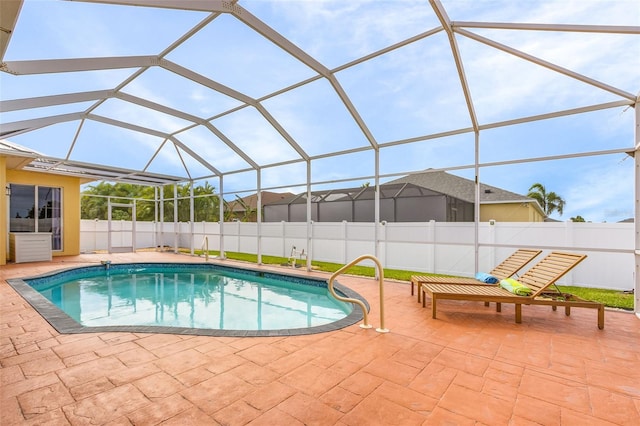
[7,262,367,337]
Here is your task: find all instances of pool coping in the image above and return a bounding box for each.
[6,262,368,337]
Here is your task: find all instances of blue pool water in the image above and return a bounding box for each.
[17,263,363,335]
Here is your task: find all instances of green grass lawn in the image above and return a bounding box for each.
[188,249,634,310]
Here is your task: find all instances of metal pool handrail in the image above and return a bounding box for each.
[328,254,389,333]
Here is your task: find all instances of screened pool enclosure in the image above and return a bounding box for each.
[0,1,638,312]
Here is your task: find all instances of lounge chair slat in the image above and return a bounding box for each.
[410,249,542,302]
[419,251,603,329]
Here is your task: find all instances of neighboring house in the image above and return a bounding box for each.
[388,170,545,222]
[226,191,295,222]
[264,170,544,223]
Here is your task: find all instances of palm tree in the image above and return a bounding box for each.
[527,183,566,217]
[81,182,219,221]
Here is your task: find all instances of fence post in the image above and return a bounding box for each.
[564,221,575,285]
[281,221,286,257]
[427,220,436,273]
[342,220,348,264]
[488,219,497,270]
[236,220,241,253]
[379,220,387,269]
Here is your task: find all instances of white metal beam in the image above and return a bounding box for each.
[0,89,261,171]
[458,147,635,169]
[634,101,639,315]
[201,122,259,169]
[88,114,168,138]
[116,92,203,123]
[253,104,309,161]
[141,138,169,179]
[453,21,640,35]
[380,100,633,149]
[456,28,637,102]
[1,56,158,75]
[229,4,331,78]
[26,156,184,182]
[479,101,635,130]
[0,90,113,112]
[65,119,86,161]
[88,115,222,176]
[161,60,254,105]
[64,0,229,12]
[164,53,311,162]
[170,139,193,181]
[0,0,23,61]
[0,57,248,116]
[429,0,479,132]
[333,27,445,74]
[169,136,221,176]
[327,75,379,150]
[0,112,84,133]
[256,170,262,264]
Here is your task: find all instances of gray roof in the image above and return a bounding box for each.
[386,170,534,204]
[228,191,295,212]
[266,183,442,206]
[267,173,535,209]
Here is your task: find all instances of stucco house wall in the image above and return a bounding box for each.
[0,157,7,265]
[480,202,544,222]
[3,168,82,264]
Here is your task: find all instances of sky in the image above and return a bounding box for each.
[1,0,639,222]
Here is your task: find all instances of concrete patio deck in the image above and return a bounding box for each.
[1,252,639,425]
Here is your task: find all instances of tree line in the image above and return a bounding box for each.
[81,182,223,222]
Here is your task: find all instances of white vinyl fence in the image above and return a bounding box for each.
[81,220,635,291]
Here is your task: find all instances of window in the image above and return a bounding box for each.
[9,184,62,250]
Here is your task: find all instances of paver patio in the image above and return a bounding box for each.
[1,252,639,425]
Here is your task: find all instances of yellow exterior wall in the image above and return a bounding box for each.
[480,202,544,223]
[0,157,6,265]
[4,169,81,260]
[528,204,546,222]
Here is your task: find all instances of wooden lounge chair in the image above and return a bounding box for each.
[420,251,604,329]
[410,248,542,303]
